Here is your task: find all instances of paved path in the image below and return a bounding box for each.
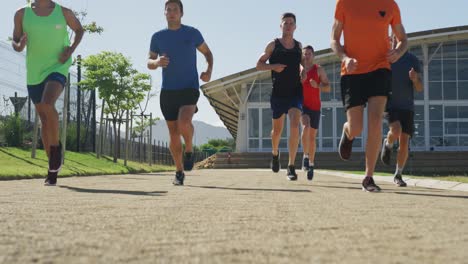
[1,170,467,263]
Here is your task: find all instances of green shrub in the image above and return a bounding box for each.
[1,115,25,147]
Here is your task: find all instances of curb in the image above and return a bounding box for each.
[317,170,468,193]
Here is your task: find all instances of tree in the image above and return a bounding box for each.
[79,52,152,162]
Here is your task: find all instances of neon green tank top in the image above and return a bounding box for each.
[22,3,72,85]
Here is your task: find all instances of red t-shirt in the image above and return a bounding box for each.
[302,65,321,111]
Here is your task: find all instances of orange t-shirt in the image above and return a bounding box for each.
[335,0,402,76]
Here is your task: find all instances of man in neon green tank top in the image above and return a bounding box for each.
[12,0,83,186]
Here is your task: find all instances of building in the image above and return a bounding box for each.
[202,26,468,153]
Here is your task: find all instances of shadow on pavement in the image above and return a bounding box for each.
[392,191,468,199]
[186,185,311,193]
[305,184,362,191]
[59,185,168,196]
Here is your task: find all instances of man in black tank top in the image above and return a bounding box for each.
[256,13,303,181]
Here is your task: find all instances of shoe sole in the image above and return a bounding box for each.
[271,164,280,173]
[286,176,298,181]
[362,187,381,193]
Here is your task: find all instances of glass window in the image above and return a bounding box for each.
[429,59,441,81]
[430,121,443,136]
[457,40,468,59]
[262,139,272,149]
[279,139,287,149]
[334,63,341,82]
[414,105,424,121]
[353,139,363,148]
[429,82,442,100]
[459,106,468,118]
[445,122,458,134]
[260,83,272,103]
[248,84,261,102]
[429,44,442,59]
[460,122,468,134]
[248,108,259,137]
[460,137,468,146]
[430,137,444,146]
[443,82,457,100]
[429,105,443,120]
[443,42,457,59]
[414,121,424,137]
[457,59,468,80]
[415,88,424,101]
[410,45,423,59]
[444,106,458,119]
[334,83,342,101]
[321,139,332,148]
[411,136,425,147]
[249,139,259,149]
[336,107,346,137]
[321,90,332,102]
[444,137,458,146]
[443,60,457,81]
[458,81,468,100]
[322,108,333,138]
[261,108,272,138]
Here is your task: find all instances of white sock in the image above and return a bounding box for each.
[304,154,309,159]
[310,162,314,167]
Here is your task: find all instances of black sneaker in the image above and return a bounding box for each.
[307,166,314,181]
[302,157,310,171]
[183,152,194,171]
[44,171,57,186]
[48,142,62,173]
[394,174,407,187]
[173,171,185,186]
[338,129,353,161]
[271,152,280,173]
[362,176,381,192]
[287,165,298,181]
[380,139,392,166]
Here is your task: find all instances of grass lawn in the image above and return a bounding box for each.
[330,170,468,184]
[0,147,174,180]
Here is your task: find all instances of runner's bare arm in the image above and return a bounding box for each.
[63,7,84,53]
[147,52,159,70]
[197,42,213,82]
[388,24,408,63]
[256,41,286,72]
[331,19,357,73]
[410,68,423,92]
[12,9,26,52]
[318,66,331,93]
[331,20,347,61]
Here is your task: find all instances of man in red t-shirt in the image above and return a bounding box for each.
[300,45,330,181]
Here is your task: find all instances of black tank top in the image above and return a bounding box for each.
[269,38,303,98]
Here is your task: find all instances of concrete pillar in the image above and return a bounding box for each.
[236,84,249,152]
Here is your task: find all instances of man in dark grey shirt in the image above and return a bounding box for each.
[380,50,423,187]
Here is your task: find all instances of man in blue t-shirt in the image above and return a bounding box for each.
[147,0,213,186]
[380,42,423,187]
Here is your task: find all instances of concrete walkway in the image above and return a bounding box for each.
[1,169,467,263]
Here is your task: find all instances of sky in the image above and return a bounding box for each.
[1,0,467,127]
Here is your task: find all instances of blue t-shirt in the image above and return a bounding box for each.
[389,52,422,111]
[150,25,204,90]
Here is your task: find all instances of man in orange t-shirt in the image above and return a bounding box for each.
[331,0,408,192]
